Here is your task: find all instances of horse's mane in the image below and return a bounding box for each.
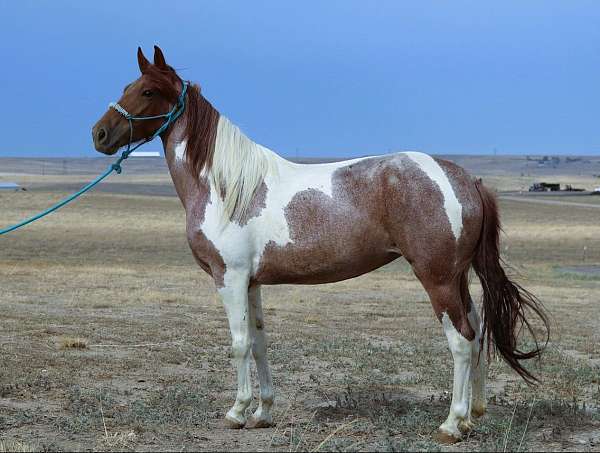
[146,65,276,224]
[210,116,277,224]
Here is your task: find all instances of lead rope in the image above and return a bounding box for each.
[0,81,189,236]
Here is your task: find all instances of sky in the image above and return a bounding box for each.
[0,1,599,158]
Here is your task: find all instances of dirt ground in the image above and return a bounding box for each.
[1,161,599,451]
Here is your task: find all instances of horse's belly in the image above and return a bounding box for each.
[254,251,399,285]
[253,229,399,285]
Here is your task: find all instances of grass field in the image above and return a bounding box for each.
[1,162,599,451]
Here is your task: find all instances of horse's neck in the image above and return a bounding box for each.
[161,105,292,216]
[161,122,210,207]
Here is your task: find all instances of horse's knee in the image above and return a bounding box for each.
[231,337,251,359]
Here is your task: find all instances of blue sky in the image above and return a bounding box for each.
[0,1,599,157]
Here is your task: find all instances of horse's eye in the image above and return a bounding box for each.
[142,90,153,97]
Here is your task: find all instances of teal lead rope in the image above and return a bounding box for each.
[0,81,189,236]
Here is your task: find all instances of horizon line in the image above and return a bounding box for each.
[1,152,599,159]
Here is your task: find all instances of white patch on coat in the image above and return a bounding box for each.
[404,152,463,240]
[440,312,473,438]
[174,140,186,161]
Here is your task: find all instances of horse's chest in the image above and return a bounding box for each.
[184,190,229,286]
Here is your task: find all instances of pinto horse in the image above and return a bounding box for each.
[92,46,549,443]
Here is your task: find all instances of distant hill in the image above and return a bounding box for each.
[1,154,600,178]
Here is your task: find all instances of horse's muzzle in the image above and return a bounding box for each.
[92,124,119,155]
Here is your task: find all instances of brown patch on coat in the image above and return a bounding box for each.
[233,182,268,227]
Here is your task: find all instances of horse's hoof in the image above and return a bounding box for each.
[246,415,273,429]
[471,404,487,418]
[433,429,461,445]
[223,415,245,429]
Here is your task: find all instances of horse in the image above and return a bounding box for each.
[92,46,549,443]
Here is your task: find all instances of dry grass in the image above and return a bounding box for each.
[1,172,599,451]
[0,439,38,453]
[59,337,88,350]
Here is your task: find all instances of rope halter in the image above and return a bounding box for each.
[108,101,131,119]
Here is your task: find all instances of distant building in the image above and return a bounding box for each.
[0,182,21,190]
[130,151,161,158]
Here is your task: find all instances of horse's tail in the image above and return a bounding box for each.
[472,180,549,384]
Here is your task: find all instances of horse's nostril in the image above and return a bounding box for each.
[97,127,108,144]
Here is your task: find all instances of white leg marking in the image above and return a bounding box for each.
[440,313,474,438]
[404,152,463,240]
[219,270,253,426]
[248,285,274,426]
[467,302,486,416]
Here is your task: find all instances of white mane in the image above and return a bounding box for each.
[209,116,279,224]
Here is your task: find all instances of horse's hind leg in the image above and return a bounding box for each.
[246,285,274,428]
[419,276,476,443]
[462,272,486,418]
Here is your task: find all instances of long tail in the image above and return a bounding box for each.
[472,180,550,384]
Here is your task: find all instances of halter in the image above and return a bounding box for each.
[107,80,189,173]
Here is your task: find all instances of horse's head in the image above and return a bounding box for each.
[92,46,182,155]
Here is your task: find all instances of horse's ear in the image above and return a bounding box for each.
[137,47,150,74]
[153,45,167,69]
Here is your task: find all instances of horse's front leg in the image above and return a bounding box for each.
[219,270,253,428]
[246,285,274,428]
